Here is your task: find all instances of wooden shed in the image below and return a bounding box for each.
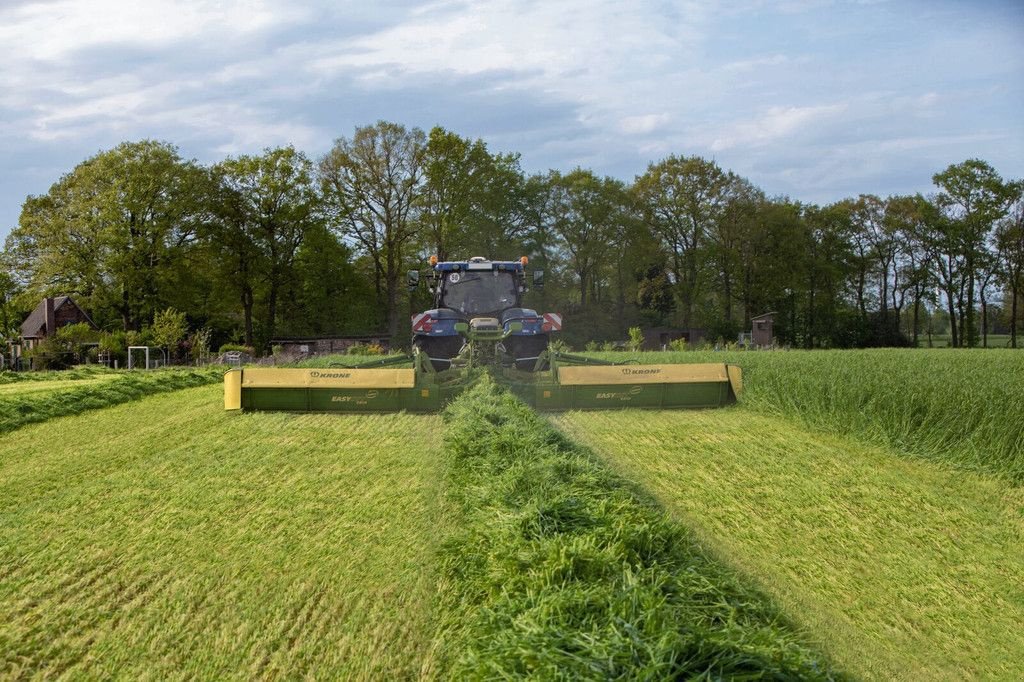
[750,312,776,347]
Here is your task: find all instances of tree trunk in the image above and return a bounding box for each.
[945,286,958,349]
[241,285,254,348]
[980,290,988,348]
[1012,287,1019,348]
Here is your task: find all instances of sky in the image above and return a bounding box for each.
[1,0,1022,241]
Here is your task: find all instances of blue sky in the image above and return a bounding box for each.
[1,0,1021,241]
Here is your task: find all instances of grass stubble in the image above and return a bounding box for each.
[0,384,445,679]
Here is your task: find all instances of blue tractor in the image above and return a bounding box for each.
[408,256,559,372]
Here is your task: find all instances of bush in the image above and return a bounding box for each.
[218,343,255,355]
[669,337,688,352]
[627,326,644,352]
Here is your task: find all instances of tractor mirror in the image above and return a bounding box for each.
[532,270,544,289]
[407,270,420,290]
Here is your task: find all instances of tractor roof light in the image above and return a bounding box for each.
[429,255,438,266]
[520,256,528,265]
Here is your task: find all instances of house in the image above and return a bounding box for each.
[15,296,98,362]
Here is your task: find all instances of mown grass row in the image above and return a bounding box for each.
[0,365,115,384]
[0,367,223,434]
[588,349,1024,482]
[433,377,840,679]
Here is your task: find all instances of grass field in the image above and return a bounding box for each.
[3,349,1018,678]
[552,360,1024,675]
[0,384,445,679]
[587,348,1024,481]
[0,367,222,435]
[0,375,122,396]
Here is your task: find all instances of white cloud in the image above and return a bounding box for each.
[706,104,848,151]
[0,0,305,62]
[619,113,671,135]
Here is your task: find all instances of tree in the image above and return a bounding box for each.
[214,147,320,351]
[320,121,426,343]
[932,160,1015,346]
[151,307,188,361]
[996,188,1024,347]
[633,156,732,328]
[7,140,207,331]
[546,169,628,307]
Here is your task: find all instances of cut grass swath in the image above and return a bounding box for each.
[0,367,222,435]
[434,377,841,679]
[0,384,445,679]
[553,408,1024,680]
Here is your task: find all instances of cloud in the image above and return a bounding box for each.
[619,114,672,135]
[706,104,848,151]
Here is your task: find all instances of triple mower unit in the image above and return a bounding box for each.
[224,256,742,413]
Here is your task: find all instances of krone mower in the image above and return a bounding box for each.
[224,256,742,413]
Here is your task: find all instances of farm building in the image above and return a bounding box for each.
[750,312,776,347]
[271,335,391,356]
[640,327,707,350]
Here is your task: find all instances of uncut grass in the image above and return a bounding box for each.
[0,384,444,679]
[0,367,222,435]
[585,348,1024,482]
[435,377,840,679]
[554,409,1024,680]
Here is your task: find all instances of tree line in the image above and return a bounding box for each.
[2,120,1022,357]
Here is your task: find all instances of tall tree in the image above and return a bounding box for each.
[215,147,319,351]
[634,156,732,328]
[996,189,1024,347]
[932,160,1015,346]
[546,169,628,307]
[8,140,206,330]
[320,122,426,343]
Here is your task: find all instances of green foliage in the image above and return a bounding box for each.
[188,328,213,363]
[434,378,838,679]
[217,343,254,355]
[627,325,644,351]
[546,337,570,353]
[151,307,188,357]
[584,340,598,352]
[344,342,384,356]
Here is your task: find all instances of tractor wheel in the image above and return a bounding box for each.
[504,334,549,371]
[413,335,464,372]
